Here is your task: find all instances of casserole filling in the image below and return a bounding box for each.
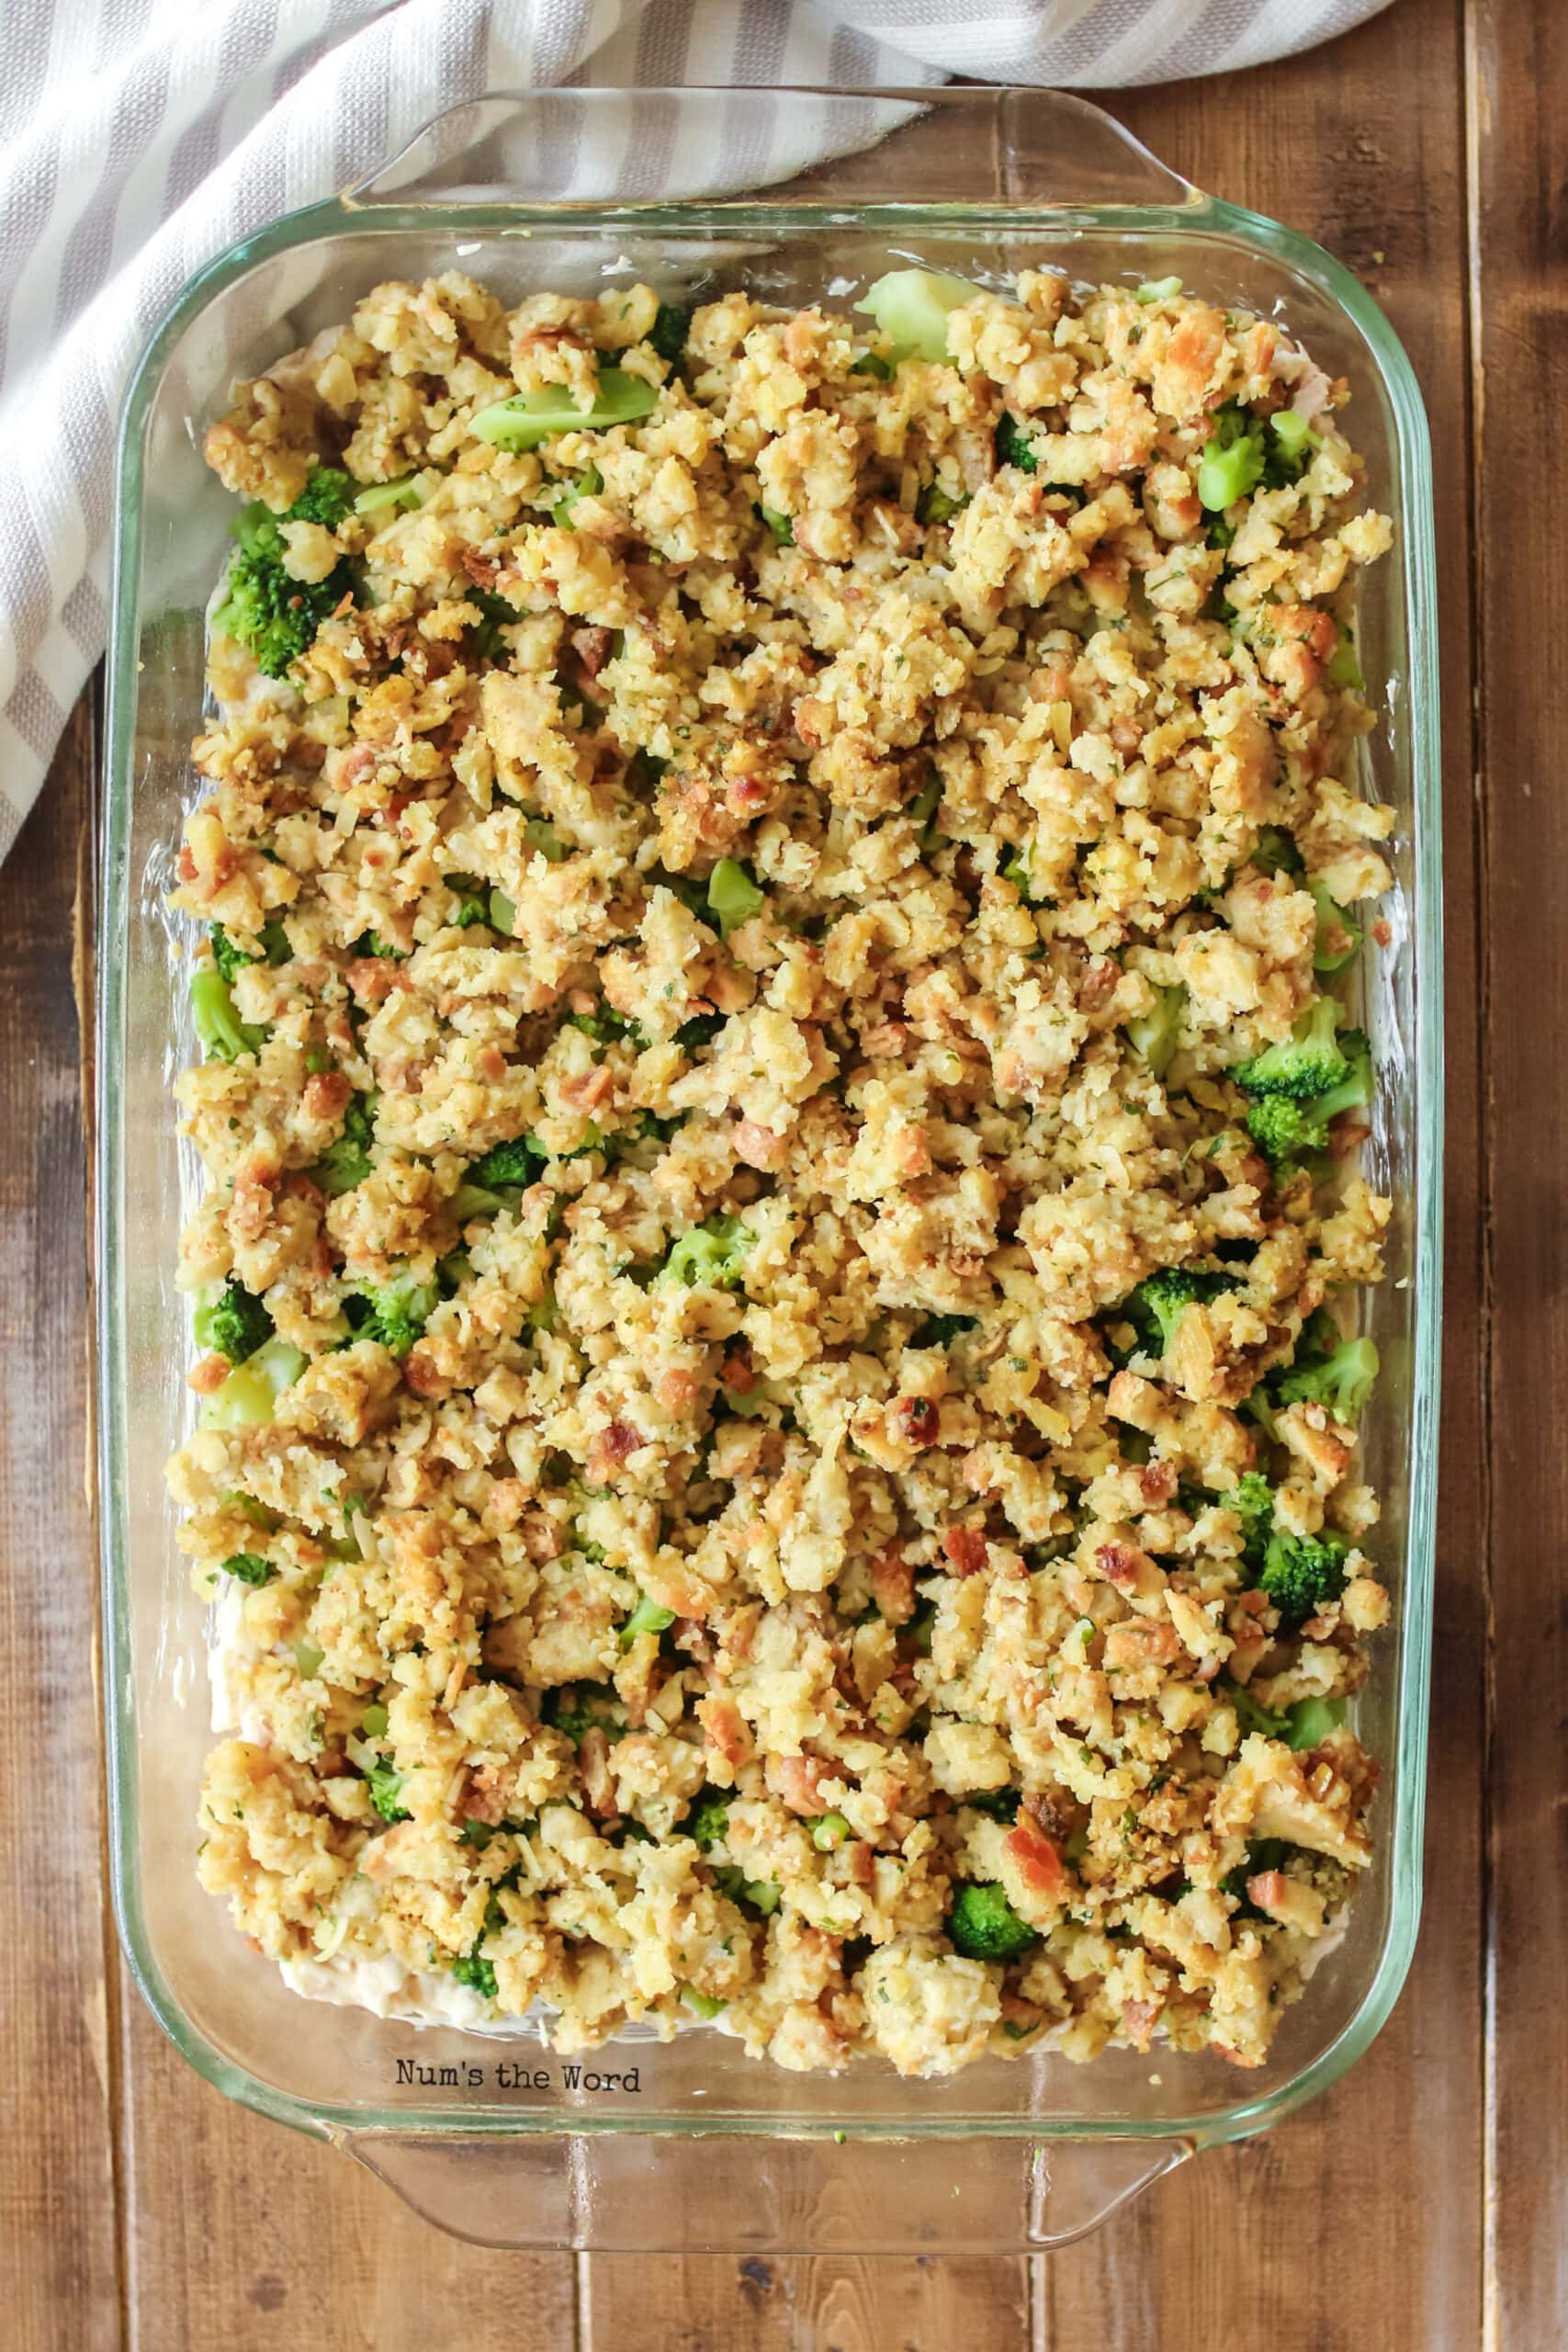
[170,266,1394,2076]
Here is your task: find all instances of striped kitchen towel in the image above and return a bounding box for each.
[0,0,1393,862]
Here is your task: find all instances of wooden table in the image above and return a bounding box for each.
[4,0,1555,2339]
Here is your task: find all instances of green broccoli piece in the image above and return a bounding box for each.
[524,816,567,864]
[552,464,604,528]
[1221,1470,1277,1570]
[755,503,794,543]
[648,301,692,364]
[352,930,406,961]
[853,267,984,363]
[445,872,491,928]
[1252,825,1305,878]
[1232,999,1349,1100]
[675,1012,724,1051]
[915,481,968,525]
[312,1091,376,1197]
[850,351,894,380]
[706,859,764,938]
[1263,408,1319,485]
[467,1137,541,1190]
[1122,1267,1231,1359]
[995,413,1039,473]
[1244,1029,1373,1168]
[220,1552,274,1588]
[1226,1680,1292,1741]
[198,1336,307,1429]
[467,586,519,661]
[286,468,355,529]
[190,967,265,1062]
[1220,1837,1291,1911]
[660,1213,755,1291]
[1124,982,1186,1079]
[1311,879,1362,973]
[354,1270,437,1360]
[908,773,942,849]
[364,1759,409,1822]
[194,1281,274,1365]
[712,1865,781,1917]
[947,1881,1039,1963]
[545,1683,627,1744]
[1259,1527,1353,1624]
[1134,276,1184,304]
[1273,1316,1380,1422]
[682,1984,728,2018]
[684,1790,733,1850]
[962,1788,1020,1824]
[911,1312,978,1349]
[619,1591,676,1650]
[1196,404,1267,513]
[213,492,357,677]
[209,922,250,983]
[1285,1695,1347,1750]
[470,368,658,450]
[450,1946,498,1999]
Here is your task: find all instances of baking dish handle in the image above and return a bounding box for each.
[341,2129,1191,2253]
[341,86,1201,211]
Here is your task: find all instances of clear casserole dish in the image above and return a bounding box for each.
[97,84,1441,2254]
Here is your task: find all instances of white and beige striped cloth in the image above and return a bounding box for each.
[0,0,1392,861]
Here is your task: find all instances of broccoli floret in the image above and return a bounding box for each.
[220,1552,274,1587]
[1220,1837,1292,1911]
[1232,999,1349,1100]
[1259,1527,1353,1624]
[194,1281,274,1365]
[915,481,968,526]
[467,585,519,660]
[544,1683,627,1744]
[198,1335,307,1430]
[1311,879,1362,973]
[1196,404,1267,512]
[712,1865,781,1917]
[648,301,692,364]
[209,922,250,983]
[466,1137,541,1190]
[1252,825,1305,878]
[445,871,491,928]
[190,967,265,1062]
[364,1759,409,1822]
[707,857,764,936]
[450,1946,498,1999]
[1222,1470,1277,1570]
[963,1788,1020,1824]
[1122,1266,1231,1359]
[685,1790,733,1851]
[354,1269,437,1359]
[1124,982,1186,1079]
[995,413,1039,473]
[286,467,355,529]
[1244,1027,1373,1168]
[674,1012,724,1051]
[619,1591,676,1650]
[213,488,357,677]
[660,1213,755,1291]
[1274,1317,1380,1423]
[911,1312,978,1349]
[312,1091,376,1197]
[946,1881,1039,1963]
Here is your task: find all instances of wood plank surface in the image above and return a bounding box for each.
[1464,2,1568,2342]
[0,703,124,2352]
[1,0,1553,2342]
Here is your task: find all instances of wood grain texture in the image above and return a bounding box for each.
[2,2,1542,2342]
[0,702,123,2352]
[1464,1,1568,2342]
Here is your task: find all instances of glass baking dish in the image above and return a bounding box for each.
[97,85,1441,2254]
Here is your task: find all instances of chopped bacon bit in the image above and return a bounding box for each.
[403,1345,450,1399]
[942,1527,989,1577]
[571,625,614,680]
[869,1546,915,1626]
[302,1070,353,1123]
[1004,1815,1064,1897]
[1139,1458,1179,1506]
[888,1395,942,1450]
[733,1118,787,1170]
[187,1351,231,1395]
[766,1752,839,1816]
[696,1693,750,1770]
[1095,1540,1147,1593]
